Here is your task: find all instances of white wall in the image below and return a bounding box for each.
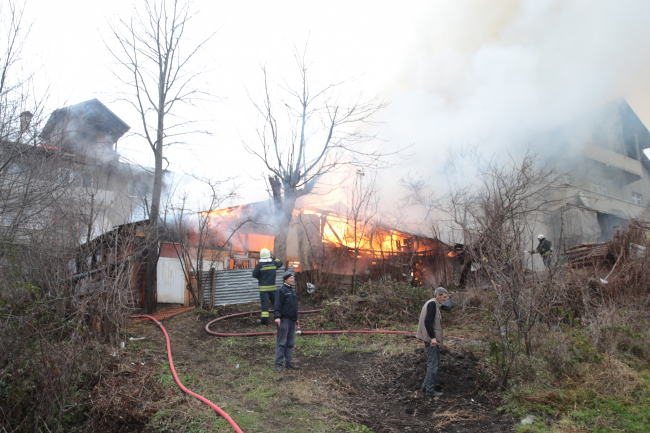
[157,257,186,303]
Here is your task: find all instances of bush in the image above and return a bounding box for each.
[311,281,432,329]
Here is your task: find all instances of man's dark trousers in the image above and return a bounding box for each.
[259,291,275,324]
[275,318,296,366]
[422,342,440,394]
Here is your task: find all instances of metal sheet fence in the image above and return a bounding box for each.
[202,266,293,307]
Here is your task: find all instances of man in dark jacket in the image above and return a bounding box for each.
[252,248,283,325]
[274,271,300,371]
[416,287,449,397]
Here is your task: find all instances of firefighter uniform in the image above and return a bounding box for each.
[536,236,553,268]
[252,248,283,325]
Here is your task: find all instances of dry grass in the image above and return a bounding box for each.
[580,356,645,397]
[547,422,590,433]
[312,281,431,329]
[431,409,486,430]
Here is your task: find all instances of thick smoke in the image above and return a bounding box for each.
[375,0,650,192]
[353,0,650,236]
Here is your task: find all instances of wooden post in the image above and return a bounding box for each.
[209,268,216,308]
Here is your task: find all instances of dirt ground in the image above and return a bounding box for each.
[325,349,515,432]
[115,303,515,432]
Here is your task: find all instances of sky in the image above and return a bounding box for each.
[17,0,650,213]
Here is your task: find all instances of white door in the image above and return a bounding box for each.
[157,257,186,303]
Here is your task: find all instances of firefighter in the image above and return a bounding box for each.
[529,234,553,268]
[252,248,283,325]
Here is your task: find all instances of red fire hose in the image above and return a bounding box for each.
[205,309,411,337]
[204,309,485,345]
[133,310,484,433]
[132,315,244,433]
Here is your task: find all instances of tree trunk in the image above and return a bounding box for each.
[144,114,165,314]
[269,175,283,211]
[273,189,298,263]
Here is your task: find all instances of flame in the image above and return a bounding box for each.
[202,204,249,218]
[322,215,410,253]
[447,251,458,257]
[199,203,428,256]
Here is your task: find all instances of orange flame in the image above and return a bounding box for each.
[202,204,249,218]
[322,215,410,253]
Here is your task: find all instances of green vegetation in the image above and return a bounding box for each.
[143,330,394,432]
[510,372,650,433]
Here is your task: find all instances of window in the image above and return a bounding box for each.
[632,192,643,206]
[82,173,93,188]
[7,163,21,177]
[561,175,574,185]
[590,180,608,196]
[129,180,138,196]
[59,168,72,184]
[59,169,82,186]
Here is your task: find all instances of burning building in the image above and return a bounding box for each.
[196,200,452,288]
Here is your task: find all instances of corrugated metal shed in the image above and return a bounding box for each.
[203,267,294,307]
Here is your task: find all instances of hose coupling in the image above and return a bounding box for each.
[296,330,302,335]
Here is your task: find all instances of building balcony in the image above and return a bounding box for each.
[581,144,643,183]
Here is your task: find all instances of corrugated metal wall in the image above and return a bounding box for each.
[203,266,294,307]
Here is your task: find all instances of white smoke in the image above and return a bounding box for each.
[375,0,650,191]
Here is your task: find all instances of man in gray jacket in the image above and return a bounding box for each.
[416,287,449,397]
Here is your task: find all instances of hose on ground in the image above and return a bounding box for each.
[132,315,244,433]
[205,309,409,337]
[204,309,484,344]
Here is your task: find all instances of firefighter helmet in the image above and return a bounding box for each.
[260,248,271,259]
[537,234,545,240]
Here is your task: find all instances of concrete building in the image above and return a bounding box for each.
[38,99,155,241]
[534,98,650,259]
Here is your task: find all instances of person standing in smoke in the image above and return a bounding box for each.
[252,248,283,325]
[528,234,553,268]
[274,271,300,371]
[416,287,453,397]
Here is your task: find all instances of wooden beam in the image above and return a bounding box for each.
[325,219,344,245]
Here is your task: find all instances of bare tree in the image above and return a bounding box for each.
[404,149,565,387]
[167,178,246,308]
[106,0,215,313]
[341,169,379,289]
[0,5,141,428]
[244,46,391,262]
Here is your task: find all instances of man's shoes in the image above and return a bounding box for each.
[276,364,283,372]
[425,390,443,397]
[285,364,301,370]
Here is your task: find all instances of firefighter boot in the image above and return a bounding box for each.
[260,317,268,326]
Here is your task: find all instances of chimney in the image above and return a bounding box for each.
[20,111,33,134]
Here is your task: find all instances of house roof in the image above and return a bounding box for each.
[40,99,130,143]
[204,199,442,243]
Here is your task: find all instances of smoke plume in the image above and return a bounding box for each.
[376,0,650,191]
